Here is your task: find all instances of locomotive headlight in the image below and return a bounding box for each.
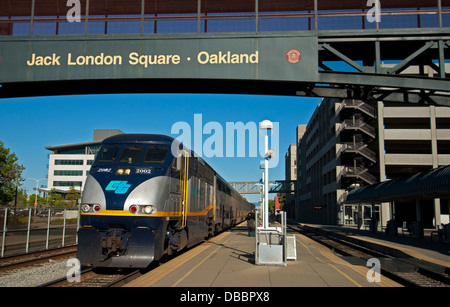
[81,204,101,213]
[81,204,91,213]
[144,205,155,214]
[116,168,131,175]
[129,205,156,214]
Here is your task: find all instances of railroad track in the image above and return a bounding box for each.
[0,246,143,287]
[0,246,77,273]
[289,223,450,287]
[40,224,241,287]
[41,267,144,287]
[39,237,200,287]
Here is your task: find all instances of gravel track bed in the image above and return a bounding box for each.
[0,259,68,287]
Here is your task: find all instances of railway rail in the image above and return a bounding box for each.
[0,246,77,273]
[40,225,235,287]
[39,233,210,287]
[289,223,450,287]
[7,222,450,287]
[40,267,144,287]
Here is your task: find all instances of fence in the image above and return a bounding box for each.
[1,0,450,36]
[0,207,79,258]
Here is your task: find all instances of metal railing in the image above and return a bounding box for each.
[0,207,80,258]
[339,142,377,163]
[340,166,377,185]
[338,119,377,138]
[1,0,450,36]
[340,100,376,118]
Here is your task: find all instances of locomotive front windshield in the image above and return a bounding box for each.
[143,147,169,164]
[97,146,119,163]
[95,145,169,165]
[119,147,143,164]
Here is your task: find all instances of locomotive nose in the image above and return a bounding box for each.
[123,176,167,213]
[77,226,156,268]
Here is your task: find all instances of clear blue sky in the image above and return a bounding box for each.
[0,93,320,203]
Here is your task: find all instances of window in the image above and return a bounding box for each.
[97,146,119,163]
[119,147,144,164]
[54,181,82,187]
[143,147,169,164]
[87,145,101,155]
[55,159,83,165]
[54,170,83,176]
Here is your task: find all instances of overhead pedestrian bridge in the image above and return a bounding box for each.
[229,181,296,195]
[0,0,450,107]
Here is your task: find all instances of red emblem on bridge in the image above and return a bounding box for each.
[286,49,301,64]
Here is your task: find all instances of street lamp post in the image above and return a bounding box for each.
[27,178,47,206]
[14,166,26,213]
[259,163,265,227]
[27,178,47,216]
[256,120,287,266]
[260,120,273,229]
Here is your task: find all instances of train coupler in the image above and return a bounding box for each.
[101,230,130,261]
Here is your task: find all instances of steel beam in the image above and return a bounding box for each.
[321,43,371,73]
[297,85,450,106]
[229,181,296,195]
[318,71,450,93]
[386,42,435,75]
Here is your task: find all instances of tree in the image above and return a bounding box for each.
[48,188,64,207]
[0,141,25,205]
[276,193,286,210]
[66,186,80,207]
[268,199,275,213]
[25,193,46,207]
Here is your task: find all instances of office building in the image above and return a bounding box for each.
[43,129,124,195]
[284,143,297,217]
[294,98,450,229]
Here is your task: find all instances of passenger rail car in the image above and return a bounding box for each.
[77,134,253,268]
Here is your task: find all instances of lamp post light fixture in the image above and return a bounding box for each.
[255,120,288,267]
[259,163,265,227]
[259,120,273,229]
[256,120,291,266]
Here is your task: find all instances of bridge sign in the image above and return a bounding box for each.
[0,36,318,84]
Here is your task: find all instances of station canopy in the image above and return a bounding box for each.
[345,165,450,204]
[0,0,443,17]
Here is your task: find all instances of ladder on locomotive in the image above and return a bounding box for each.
[180,150,189,229]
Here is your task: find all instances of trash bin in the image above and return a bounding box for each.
[247,212,255,237]
[444,224,450,243]
[411,221,424,239]
[385,219,397,235]
[369,217,378,233]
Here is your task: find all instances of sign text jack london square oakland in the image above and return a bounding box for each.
[1,36,318,83]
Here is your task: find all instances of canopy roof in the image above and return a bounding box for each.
[345,165,450,203]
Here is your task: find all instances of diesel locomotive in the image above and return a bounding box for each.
[77,134,253,268]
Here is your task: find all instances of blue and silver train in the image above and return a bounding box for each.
[77,134,253,268]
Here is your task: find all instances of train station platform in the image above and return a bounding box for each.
[300,223,450,269]
[124,223,401,288]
